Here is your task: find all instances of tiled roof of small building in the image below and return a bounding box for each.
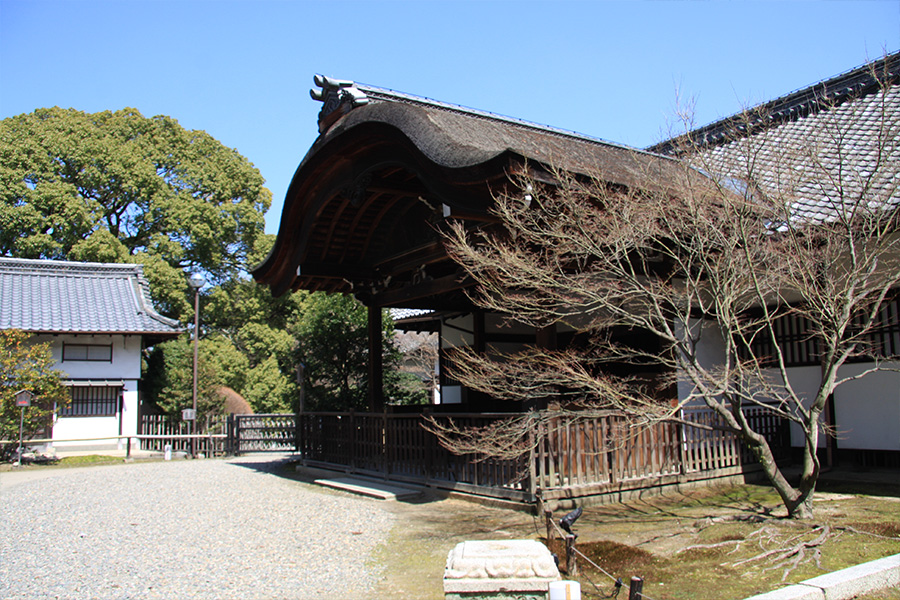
[0,257,182,335]
[650,52,900,226]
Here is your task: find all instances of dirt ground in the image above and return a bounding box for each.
[356,470,900,600]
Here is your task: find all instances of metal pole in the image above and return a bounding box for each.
[192,286,200,457]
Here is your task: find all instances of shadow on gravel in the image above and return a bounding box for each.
[223,454,491,507]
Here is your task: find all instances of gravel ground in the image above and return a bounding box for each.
[0,455,396,600]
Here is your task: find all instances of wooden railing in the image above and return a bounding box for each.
[139,414,229,456]
[294,406,789,505]
[297,411,526,498]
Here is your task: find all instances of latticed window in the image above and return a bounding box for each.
[739,297,900,367]
[59,385,121,417]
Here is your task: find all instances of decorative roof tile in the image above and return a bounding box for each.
[0,258,182,336]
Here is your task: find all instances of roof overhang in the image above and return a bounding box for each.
[253,77,690,308]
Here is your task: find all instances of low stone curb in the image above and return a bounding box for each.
[744,553,899,600]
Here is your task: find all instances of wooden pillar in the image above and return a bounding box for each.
[473,310,486,353]
[368,305,384,412]
[468,311,486,406]
[534,324,556,411]
[536,323,557,350]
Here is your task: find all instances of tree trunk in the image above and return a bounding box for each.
[744,431,814,519]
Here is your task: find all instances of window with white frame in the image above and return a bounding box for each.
[62,343,113,362]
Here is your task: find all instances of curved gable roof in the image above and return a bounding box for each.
[254,78,683,300]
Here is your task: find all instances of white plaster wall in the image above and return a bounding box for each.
[440,385,463,404]
[51,416,118,447]
[771,364,899,452]
[776,365,824,449]
[676,319,727,408]
[50,379,140,449]
[441,314,474,349]
[32,334,144,450]
[43,334,142,380]
[832,362,900,451]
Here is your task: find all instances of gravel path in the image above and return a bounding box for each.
[0,456,396,600]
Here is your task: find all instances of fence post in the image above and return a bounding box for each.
[382,410,389,478]
[227,414,236,456]
[545,510,553,543]
[528,424,538,503]
[349,409,356,471]
[628,576,643,600]
[565,534,577,577]
[423,408,433,483]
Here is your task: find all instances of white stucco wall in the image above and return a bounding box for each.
[832,362,900,451]
[679,323,900,452]
[757,364,900,452]
[676,319,727,408]
[31,334,144,451]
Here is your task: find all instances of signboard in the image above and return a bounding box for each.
[14,390,33,407]
[182,408,196,421]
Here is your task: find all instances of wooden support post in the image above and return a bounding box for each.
[565,534,577,577]
[628,576,644,600]
[545,509,553,543]
[367,305,384,412]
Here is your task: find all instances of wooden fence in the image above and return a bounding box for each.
[139,406,788,507]
[139,414,229,456]
[294,406,789,506]
[297,411,527,498]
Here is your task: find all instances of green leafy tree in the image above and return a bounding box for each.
[142,335,225,419]
[203,259,304,412]
[0,107,271,320]
[242,355,297,414]
[0,330,69,459]
[293,293,407,411]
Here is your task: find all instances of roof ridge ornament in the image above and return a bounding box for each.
[310,74,369,133]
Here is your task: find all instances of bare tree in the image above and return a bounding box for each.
[431,67,899,519]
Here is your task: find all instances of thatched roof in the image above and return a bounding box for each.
[253,76,685,304]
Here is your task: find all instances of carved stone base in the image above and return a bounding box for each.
[444,540,561,599]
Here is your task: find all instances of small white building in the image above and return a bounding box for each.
[0,257,182,453]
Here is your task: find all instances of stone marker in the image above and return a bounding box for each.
[444,539,561,599]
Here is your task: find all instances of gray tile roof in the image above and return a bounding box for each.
[701,84,899,226]
[0,258,182,335]
[650,52,900,226]
[390,308,434,321]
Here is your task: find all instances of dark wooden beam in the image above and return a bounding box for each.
[368,305,383,412]
[536,324,557,350]
[372,240,448,277]
[297,261,369,281]
[368,272,472,307]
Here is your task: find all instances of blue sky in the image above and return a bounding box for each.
[2,0,898,234]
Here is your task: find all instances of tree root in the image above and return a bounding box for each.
[730,525,835,581]
[679,523,848,581]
